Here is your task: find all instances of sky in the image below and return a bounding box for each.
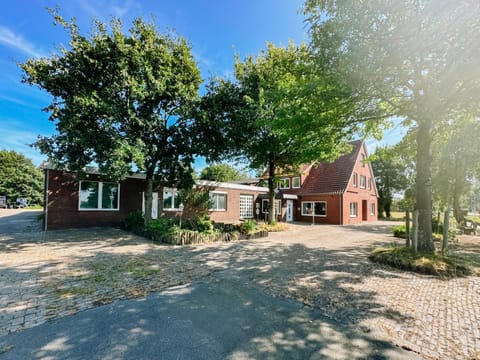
[0,0,404,170]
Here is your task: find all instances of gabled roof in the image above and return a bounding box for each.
[296,140,364,195]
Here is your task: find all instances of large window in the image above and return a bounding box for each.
[163,188,183,211]
[210,191,227,211]
[350,202,358,217]
[292,177,301,188]
[79,181,119,210]
[279,178,290,189]
[360,175,366,189]
[239,195,254,218]
[301,201,327,217]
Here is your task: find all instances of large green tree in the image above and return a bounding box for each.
[432,115,480,223]
[200,43,378,222]
[304,0,480,251]
[199,163,247,182]
[0,150,43,205]
[21,12,205,223]
[371,145,409,218]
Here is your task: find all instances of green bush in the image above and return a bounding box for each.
[183,215,214,234]
[122,210,145,232]
[238,219,258,234]
[393,224,406,238]
[147,218,176,240]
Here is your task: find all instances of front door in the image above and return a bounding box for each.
[286,200,293,222]
[362,200,368,221]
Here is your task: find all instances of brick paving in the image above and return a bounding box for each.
[0,211,479,359]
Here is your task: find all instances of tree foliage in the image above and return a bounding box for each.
[200,43,380,222]
[0,150,43,205]
[20,11,205,223]
[304,0,480,251]
[199,163,247,182]
[432,115,480,222]
[371,145,410,218]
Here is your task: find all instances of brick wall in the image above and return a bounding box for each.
[45,170,144,230]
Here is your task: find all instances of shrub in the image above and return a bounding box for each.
[238,219,258,234]
[122,210,145,232]
[147,218,176,240]
[261,221,289,232]
[392,224,406,238]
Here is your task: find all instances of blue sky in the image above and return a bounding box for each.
[0,0,404,170]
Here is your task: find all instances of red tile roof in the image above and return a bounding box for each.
[293,140,363,195]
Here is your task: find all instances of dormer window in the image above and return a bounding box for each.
[292,177,301,188]
[279,178,290,189]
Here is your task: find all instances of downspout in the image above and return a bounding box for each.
[339,193,343,225]
[44,169,49,231]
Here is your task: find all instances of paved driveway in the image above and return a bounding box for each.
[0,221,479,359]
[0,209,42,235]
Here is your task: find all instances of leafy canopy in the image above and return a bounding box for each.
[303,0,480,251]
[20,11,202,188]
[199,163,247,182]
[0,150,43,204]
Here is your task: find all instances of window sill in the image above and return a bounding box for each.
[209,209,226,212]
[350,215,357,217]
[78,209,120,212]
[301,214,327,217]
[163,209,183,212]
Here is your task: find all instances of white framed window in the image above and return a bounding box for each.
[350,202,358,217]
[368,178,372,190]
[353,173,358,187]
[370,203,375,215]
[279,178,290,189]
[79,181,120,211]
[163,188,183,211]
[360,175,366,189]
[301,201,327,217]
[361,154,366,167]
[240,195,254,219]
[209,191,227,211]
[292,177,301,188]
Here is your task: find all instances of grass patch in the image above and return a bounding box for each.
[369,245,472,278]
[260,221,289,232]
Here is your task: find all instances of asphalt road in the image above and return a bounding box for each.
[0,274,418,360]
[0,209,42,235]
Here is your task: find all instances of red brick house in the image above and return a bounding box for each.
[42,140,376,230]
[42,168,268,230]
[259,140,378,224]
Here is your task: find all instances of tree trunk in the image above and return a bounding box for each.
[453,154,466,224]
[144,172,154,225]
[405,209,410,247]
[442,208,450,253]
[268,153,276,224]
[415,118,435,252]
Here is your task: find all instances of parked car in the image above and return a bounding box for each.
[0,196,6,208]
[15,198,29,208]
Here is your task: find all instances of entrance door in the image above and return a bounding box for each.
[142,192,158,219]
[362,200,368,221]
[286,200,293,222]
